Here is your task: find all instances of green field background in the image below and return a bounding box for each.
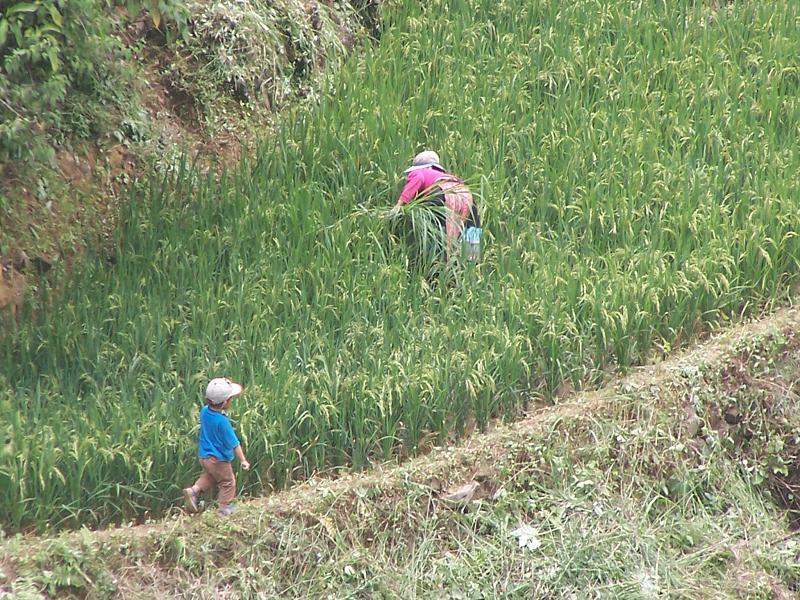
[1,0,799,532]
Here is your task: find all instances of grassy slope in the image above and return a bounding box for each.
[2,304,799,599]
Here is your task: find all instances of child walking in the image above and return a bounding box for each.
[183,377,250,517]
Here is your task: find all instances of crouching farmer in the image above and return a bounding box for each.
[183,377,250,517]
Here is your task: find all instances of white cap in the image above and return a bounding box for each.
[206,377,244,405]
[404,150,443,173]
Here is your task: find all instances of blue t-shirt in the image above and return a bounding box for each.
[198,405,240,462]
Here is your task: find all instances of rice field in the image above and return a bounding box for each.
[2,0,799,533]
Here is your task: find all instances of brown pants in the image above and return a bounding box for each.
[194,457,236,506]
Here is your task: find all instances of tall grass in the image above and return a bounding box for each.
[2,0,800,532]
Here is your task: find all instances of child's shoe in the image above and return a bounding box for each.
[217,504,235,517]
[183,488,199,513]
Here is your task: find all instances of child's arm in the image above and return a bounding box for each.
[234,445,250,471]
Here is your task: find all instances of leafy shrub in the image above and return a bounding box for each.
[0,1,125,163]
[124,0,190,37]
[0,0,194,167]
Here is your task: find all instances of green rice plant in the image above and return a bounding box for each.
[389,200,448,272]
[2,0,800,533]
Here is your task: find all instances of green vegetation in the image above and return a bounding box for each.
[0,0,369,259]
[0,0,361,165]
[3,319,799,598]
[0,0,126,164]
[2,0,800,534]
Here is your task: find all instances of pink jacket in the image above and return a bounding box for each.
[397,166,474,241]
[397,166,449,204]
